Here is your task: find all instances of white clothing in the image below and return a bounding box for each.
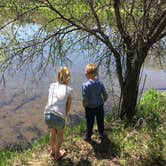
[45,82,72,119]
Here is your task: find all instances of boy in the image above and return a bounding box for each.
[82,64,108,141]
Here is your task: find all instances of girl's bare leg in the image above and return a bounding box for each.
[55,129,64,159]
[50,128,56,155]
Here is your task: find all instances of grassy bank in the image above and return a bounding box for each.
[0,90,165,166]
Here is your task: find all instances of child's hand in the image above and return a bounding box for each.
[65,114,71,126]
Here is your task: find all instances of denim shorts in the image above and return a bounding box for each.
[44,113,65,129]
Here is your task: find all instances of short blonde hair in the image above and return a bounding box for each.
[85,63,98,77]
[57,66,71,84]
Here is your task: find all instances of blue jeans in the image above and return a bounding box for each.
[44,112,65,129]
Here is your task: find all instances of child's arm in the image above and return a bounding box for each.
[101,82,108,101]
[82,84,88,107]
[103,92,108,101]
[82,98,87,108]
[47,85,53,106]
[66,95,72,114]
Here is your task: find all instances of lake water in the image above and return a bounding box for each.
[0,63,165,150]
[0,24,166,150]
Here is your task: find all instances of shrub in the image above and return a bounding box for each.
[137,90,166,120]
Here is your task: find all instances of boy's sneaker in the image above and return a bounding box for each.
[99,134,108,140]
[83,136,92,142]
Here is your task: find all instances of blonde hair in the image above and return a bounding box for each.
[85,63,98,78]
[57,66,71,84]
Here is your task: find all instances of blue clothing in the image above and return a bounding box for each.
[44,112,65,129]
[82,79,108,108]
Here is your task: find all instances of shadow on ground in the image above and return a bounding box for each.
[57,158,91,166]
[89,136,120,159]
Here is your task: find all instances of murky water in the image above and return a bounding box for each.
[0,63,165,150]
[0,24,166,150]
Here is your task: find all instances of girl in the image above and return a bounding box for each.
[44,67,72,160]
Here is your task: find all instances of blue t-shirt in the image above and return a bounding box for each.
[82,79,108,108]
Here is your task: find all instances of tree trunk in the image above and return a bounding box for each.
[120,54,142,119]
[120,71,140,119]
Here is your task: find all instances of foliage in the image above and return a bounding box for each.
[0,150,16,166]
[136,90,166,165]
[137,89,166,122]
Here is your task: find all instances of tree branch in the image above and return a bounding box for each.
[148,9,166,38]
[88,0,102,31]
[113,0,132,49]
[46,0,125,88]
[147,12,166,47]
[41,0,106,42]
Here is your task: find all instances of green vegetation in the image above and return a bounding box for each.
[0,90,165,165]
